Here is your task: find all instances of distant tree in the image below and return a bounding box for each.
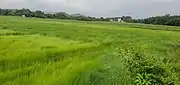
[121,16,133,22]
[132,14,180,26]
[99,17,106,21]
[54,12,69,19]
[22,9,31,17]
[164,14,170,17]
[31,10,45,18]
[6,9,17,16]
[44,13,54,18]
[0,8,2,15]
[1,9,9,15]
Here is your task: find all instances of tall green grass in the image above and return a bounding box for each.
[0,16,180,85]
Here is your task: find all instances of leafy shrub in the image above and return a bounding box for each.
[118,46,179,85]
[135,73,154,85]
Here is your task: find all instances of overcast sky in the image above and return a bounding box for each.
[0,0,180,18]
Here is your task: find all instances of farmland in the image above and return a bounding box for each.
[0,16,180,85]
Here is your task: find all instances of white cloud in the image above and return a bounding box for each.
[4,0,24,3]
[152,0,175,3]
[39,0,66,5]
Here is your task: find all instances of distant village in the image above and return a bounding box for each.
[110,18,124,22]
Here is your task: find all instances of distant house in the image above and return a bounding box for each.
[118,18,124,22]
[22,15,26,18]
[110,19,113,22]
[109,18,124,22]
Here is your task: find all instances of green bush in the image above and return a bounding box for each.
[117,46,179,85]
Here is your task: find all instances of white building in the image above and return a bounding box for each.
[22,15,26,18]
[117,19,123,22]
[110,19,113,22]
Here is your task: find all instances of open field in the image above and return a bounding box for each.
[0,16,180,85]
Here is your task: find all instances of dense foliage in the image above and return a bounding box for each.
[133,14,180,26]
[0,8,109,21]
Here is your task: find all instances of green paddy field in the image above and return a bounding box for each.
[0,16,180,85]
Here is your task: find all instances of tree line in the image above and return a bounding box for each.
[132,14,180,26]
[105,14,180,26]
[0,8,109,21]
[0,8,133,22]
[0,8,180,26]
